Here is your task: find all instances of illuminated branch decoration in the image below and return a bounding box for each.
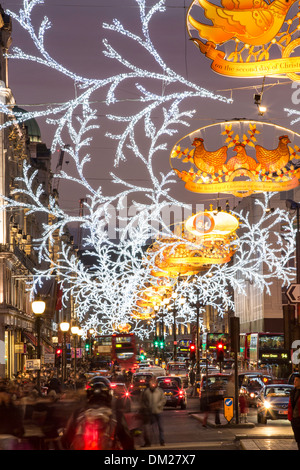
[0,1,296,338]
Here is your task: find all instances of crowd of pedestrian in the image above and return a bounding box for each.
[0,360,107,449]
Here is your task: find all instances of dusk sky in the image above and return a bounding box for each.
[2,0,300,218]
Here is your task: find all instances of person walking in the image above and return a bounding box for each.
[140,378,166,447]
[0,380,24,449]
[288,372,300,450]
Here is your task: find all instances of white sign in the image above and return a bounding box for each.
[44,353,55,364]
[25,359,41,371]
[286,284,300,303]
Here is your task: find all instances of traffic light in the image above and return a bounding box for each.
[154,337,159,348]
[85,342,90,353]
[189,343,196,361]
[66,343,72,364]
[159,337,165,349]
[140,350,147,361]
[55,347,62,367]
[216,342,224,362]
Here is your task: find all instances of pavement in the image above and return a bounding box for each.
[191,412,299,451]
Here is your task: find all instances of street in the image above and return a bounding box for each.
[133,395,295,451]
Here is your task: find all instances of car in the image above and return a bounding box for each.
[130,372,154,395]
[199,373,232,412]
[222,359,235,370]
[166,362,189,387]
[110,382,131,411]
[238,371,273,388]
[136,366,166,377]
[157,376,187,410]
[240,374,273,407]
[288,372,300,385]
[257,384,294,424]
[200,366,219,378]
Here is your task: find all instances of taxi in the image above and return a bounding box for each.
[130,372,154,395]
[157,376,187,409]
[257,384,293,424]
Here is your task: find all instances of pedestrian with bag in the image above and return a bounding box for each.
[140,378,166,447]
[288,372,300,450]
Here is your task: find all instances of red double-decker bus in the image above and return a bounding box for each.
[93,333,137,371]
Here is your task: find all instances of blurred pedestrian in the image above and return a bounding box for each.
[239,393,248,423]
[189,369,195,387]
[288,372,300,450]
[140,378,166,447]
[0,380,24,449]
[46,375,62,395]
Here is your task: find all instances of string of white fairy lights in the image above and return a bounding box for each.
[0,0,296,338]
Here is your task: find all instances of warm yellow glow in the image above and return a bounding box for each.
[32,299,46,315]
[185,210,239,239]
[71,325,79,335]
[60,321,70,332]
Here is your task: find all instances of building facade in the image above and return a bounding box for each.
[0,8,58,378]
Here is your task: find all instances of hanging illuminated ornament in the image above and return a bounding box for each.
[131,308,154,321]
[171,120,300,197]
[113,323,132,333]
[185,209,239,241]
[187,0,300,81]
[148,211,239,278]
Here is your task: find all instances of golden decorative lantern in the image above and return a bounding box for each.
[170,120,300,198]
[147,210,239,278]
[187,0,300,81]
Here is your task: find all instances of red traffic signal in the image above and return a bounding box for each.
[216,342,224,362]
[56,347,62,356]
[189,343,196,360]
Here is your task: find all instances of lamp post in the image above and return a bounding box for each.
[60,321,70,383]
[71,324,79,387]
[286,200,300,284]
[32,297,46,395]
[154,305,159,360]
[286,199,300,372]
[171,292,178,361]
[88,328,95,357]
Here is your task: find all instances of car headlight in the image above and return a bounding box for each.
[250,392,256,399]
[263,400,272,410]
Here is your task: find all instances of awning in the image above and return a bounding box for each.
[42,335,55,354]
[23,332,37,348]
[23,332,54,353]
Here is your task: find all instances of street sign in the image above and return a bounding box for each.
[25,359,41,371]
[286,284,300,303]
[44,353,55,364]
[224,397,234,423]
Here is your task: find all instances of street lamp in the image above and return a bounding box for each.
[32,297,46,395]
[286,199,300,373]
[71,324,79,385]
[172,292,178,361]
[60,321,70,383]
[286,199,300,284]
